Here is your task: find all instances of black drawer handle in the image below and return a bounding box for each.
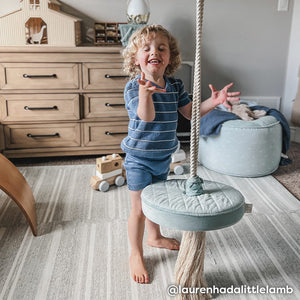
[27,133,60,138]
[24,105,58,110]
[104,74,129,79]
[23,74,57,78]
[105,103,125,107]
[105,131,127,136]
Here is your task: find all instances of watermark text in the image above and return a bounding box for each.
[167,284,294,297]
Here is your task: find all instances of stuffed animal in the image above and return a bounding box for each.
[228,101,266,121]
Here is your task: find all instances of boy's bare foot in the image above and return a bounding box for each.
[129,253,150,284]
[147,236,180,250]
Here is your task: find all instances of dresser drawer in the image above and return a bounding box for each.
[83,93,127,118]
[4,123,80,149]
[83,121,128,147]
[0,63,79,90]
[82,63,128,91]
[0,94,79,122]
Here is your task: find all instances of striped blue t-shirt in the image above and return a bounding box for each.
[121,75,191,159]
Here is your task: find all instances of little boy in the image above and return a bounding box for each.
[121,24,240,284]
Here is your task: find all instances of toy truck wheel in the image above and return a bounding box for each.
[174,165,184,175]
[115,175,125,187]
[99,181,110,192]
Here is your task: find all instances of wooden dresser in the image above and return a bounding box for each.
[0,46,129,158]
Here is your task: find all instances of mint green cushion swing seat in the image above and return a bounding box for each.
[142,178,245,232]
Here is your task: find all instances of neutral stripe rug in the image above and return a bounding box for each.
[0,164,299,300]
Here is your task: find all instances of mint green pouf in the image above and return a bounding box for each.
[198,116,282,177]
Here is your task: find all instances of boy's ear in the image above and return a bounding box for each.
[134,55,140,66]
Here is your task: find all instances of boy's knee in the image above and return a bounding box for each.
[130,207,145,219]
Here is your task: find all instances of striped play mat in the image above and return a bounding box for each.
[0,164,299,300]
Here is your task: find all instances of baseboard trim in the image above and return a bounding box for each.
[290,125,300,143]
[240,96,281,110]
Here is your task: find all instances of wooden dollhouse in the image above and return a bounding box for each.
[0,0,81,46]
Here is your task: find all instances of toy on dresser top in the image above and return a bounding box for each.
[90,154,126,192]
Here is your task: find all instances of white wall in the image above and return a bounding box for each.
[282,0,300,121]
[201,1,292,99]
[1,0,297,121]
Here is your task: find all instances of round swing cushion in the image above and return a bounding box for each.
[141,179,245,231]
[198,116,282,177]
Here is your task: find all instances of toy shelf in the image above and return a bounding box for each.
[94,22,125,46]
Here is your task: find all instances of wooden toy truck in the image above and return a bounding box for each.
[90,147,185,192]
[90,153,126,192]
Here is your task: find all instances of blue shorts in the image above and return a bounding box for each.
[124,154,172,191]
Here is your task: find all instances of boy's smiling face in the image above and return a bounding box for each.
[135,32,170,84]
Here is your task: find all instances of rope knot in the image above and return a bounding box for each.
[185,175,204,196]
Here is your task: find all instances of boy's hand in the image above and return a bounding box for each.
[209,83,240,109]
[137,72,166,96]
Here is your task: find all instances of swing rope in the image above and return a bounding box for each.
[174,2,212,299]
[185,0,204,196]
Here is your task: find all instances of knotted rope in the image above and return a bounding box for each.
[185,0,204,197]
[175,1,211,299]
[189,0,204,179]
[174,232,210,300]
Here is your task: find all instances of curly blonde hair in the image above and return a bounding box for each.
[123,24,181,79]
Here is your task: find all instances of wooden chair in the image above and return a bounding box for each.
[0,154,37,236]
